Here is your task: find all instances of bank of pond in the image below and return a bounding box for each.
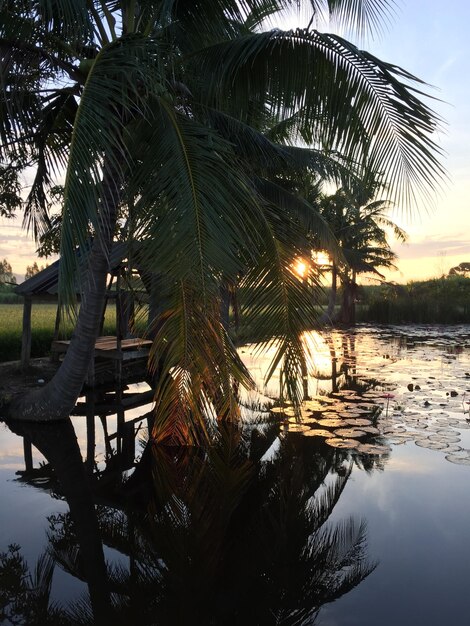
[1,275,470,363]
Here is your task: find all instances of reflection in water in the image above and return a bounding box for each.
[3,325,470,624]
[2,419,376,624]
[10,419,112,622]
[273,329,470,465]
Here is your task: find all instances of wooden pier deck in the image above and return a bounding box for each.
[51,335,153,385]
[52,335,152,360]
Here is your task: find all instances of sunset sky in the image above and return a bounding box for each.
[1,1,468,283]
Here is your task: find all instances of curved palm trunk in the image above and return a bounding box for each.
[8,161,121,421]
[7,418,111,622]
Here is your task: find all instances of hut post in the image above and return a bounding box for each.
[23,436,33,472]
[116,269,123,384]
[20,295,32,370]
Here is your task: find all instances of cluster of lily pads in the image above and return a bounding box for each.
[351,332,470,466]
[247,326,470,465]
[271,389,391,455]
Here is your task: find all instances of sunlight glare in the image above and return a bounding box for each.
[293,258,308,279]
[313,251,330,266]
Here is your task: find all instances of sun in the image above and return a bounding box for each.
[293,258,308,279]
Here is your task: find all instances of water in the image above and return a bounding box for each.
[1,325,470,624]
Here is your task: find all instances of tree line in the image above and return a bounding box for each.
[0,259,48,286]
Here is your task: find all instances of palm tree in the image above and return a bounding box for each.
[318,184,407,326]
[1,1,444,424]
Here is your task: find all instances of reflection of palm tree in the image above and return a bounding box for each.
[0,546,66,625]
[5,419,111,623]
[3,418,377,624]
[315,331,382,396]
[226,433,377,624]
[38,424,375,623]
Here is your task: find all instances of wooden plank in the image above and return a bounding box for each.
[52,336,152,356]
[51,340,71,353]
[72,390,154,416]
[23,437,33,472]
[95,349,150,361]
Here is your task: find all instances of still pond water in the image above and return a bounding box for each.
[1,324,470,625]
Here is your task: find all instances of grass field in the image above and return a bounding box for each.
[0,303,117,363]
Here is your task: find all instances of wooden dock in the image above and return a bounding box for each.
[52,335,152,359]
[51,335,153,385]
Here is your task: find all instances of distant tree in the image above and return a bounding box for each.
[318,184,407,326]
[37,215,61,258]
[0,164,22,218]
[0,259,16,285]
[448,262,470,278]
[25,262,47,280]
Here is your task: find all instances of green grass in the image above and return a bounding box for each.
[357,276,470,324]
[0,303,117,363]
[3,276,469,363]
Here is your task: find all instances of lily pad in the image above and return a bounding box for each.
[325,437,361,450]
[303,429,334,438]
[337,411,363,419]
[427,434,461,444]
[359,425,381,435]
[345,418,373,427]
[415,439,448,450]
[334,428,367,438]
[317,418,345,428]
[357,443,391,455]
[288,424,311,433]
[302,401,328,411]
[445,454,470,466]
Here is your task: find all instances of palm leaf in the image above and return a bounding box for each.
[149,280,254,445]
[196,27,445,208]
[130,102,264,299]
[58,34,166,302]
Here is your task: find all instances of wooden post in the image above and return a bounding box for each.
[21,296,32,371]
[51,303,62,363]
[23,437,33,472]
[116,270,123,384]
[121,421,135,469]
[85,392,96,474]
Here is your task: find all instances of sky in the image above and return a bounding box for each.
[361,0,470,282]
[1,0,469,283]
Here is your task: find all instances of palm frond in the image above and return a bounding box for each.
[240,223,322,408]
[130,102,264,300]
[149,280,254,445]
[254,176,336,252]
[196,27,445,208]
[59,34,166,302]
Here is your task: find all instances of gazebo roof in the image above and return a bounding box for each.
[15,241,129,297]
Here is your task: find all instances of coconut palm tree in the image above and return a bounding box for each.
[318,184,407,326]
[1,1,444,424]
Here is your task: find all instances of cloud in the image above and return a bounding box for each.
[394,238,470,260]
[433,54,459,83]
